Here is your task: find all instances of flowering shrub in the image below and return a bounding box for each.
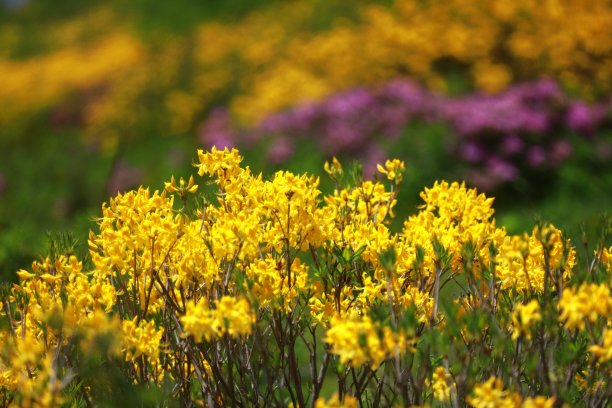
[1,148,609,406]
[201,79,612,190]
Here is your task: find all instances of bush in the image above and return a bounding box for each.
[1,148,610,406]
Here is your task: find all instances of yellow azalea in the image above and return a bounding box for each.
[521,396,555,408]
[75,309,123,357]
[164,175,179,193]
[39,273,62,284]
[196,146,243,180]
[216,296,256,337]
[472,60,512,93]
[589,328,612,363]
[558,283,612,331]
[1,147,610,404]
[324,312,382,369]
[467,376,521,408]
[180,298,215,342]
[165,175,198,196]
[396,286,435,324]
[377,159,405,184]
[259,170,324,251]
[324,311,411,369]
[428,366,454,401]
[181,296,255,342]
[314,393,358,408]
[600,246,612,272]
[511,300,542,341]
[309,288,353,324]
[15,269,35,280]
[323,178,397,230]
[324,156,343,178]
[0,331,66,405]
[358,273,386,303]
[396,181,503,280]
[245,255,309,312]
[122,317,164,364]
[497,225,575,293]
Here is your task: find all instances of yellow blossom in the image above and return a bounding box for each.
[165,175,198,195]
[511,300,542,340]
[377,159,405,184]
[181,296,255,342]
[558,283,611,331]
[497,225,575,293]
[324,311,411,369]
[600,246,612,272]
[521,396,555,408]
[122,317,164,364]
[589,328,612,363]
[428,366,454,401]
[467,376,521,408]
[314,393,357,408]
[324,156,343,178]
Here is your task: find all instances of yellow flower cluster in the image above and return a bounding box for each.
[314,392,357,408]
[511,300,542,341]
[0,31,141,119]
[429,366,455,401]
[497,226,575,293]
[396,181,503,281]
[0,255,121,404]
[122,317,164,364]
[2,147,605,404]
[246,256,309,312]
[558,282,611,331]
[468,376,520,408]
[324,311,413,370]
[600,246,612,272]
[181,296,255,342]
[468,376,555,408]
[589,328,612,363]
[377,159,405,184]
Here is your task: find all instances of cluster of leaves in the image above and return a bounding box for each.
[0,148,610,407]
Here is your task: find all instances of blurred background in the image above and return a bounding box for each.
[1,0,610,280]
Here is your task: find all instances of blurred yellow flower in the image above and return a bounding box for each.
[511,300,542,340]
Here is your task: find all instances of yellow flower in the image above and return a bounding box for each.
[522,396,555,408]
[164,175,198,196]
[314,392,357,408]
[122,317,163,364]
[467,376,520,408]
[396,181,502,281]
[181,296,255,342]
[599,246,612,272]
[558,283,611,331]
[471,60,512,94]
[246,256,309,312]
[377,159,405,184]
[511,300,542,341]
[429,366,454,401]
[324,156,343,178]
[15,270,35,280]
[589,328,612,363]
[324,311,411,370]
[497,225,575,294]
[196,146,243,180]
